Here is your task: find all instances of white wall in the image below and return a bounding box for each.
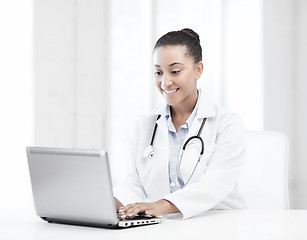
[295,0,307,208]
[262,0,296,206]
[0,0,33,209]
[262,0,307,209]
[34,0,111,150]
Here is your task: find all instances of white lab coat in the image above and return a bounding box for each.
[113,90,246,219]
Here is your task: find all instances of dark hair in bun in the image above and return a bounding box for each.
[153,28,202,63]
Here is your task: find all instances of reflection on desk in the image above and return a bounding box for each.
[1,208,307,240]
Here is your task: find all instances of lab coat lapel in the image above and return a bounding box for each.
[156,115,168,134]
[139,114,171,200]
[153,116,171,196]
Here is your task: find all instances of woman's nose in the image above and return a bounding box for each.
[161,75,173,88]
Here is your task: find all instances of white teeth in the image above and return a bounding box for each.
[163,88,179,94]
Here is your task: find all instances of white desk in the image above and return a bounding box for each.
[1,208,307,240]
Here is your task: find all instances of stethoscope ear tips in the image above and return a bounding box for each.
[143,145,154,158]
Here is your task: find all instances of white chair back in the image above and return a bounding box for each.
[237,131,289,209]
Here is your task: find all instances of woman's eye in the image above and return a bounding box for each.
[171,70,181,74]
[154,71,162,76]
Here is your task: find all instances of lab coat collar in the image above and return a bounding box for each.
[151,89,216,120]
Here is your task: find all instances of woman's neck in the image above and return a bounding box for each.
[170,90,198,130]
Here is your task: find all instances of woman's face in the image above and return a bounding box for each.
[153,45,203,109]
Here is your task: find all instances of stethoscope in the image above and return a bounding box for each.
[143,114,207,188]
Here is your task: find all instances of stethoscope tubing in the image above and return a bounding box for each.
[145,115,207,188]
[150,115,161,146]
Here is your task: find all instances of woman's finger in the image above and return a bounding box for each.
[126,204,147,215]
[122,203,149,218]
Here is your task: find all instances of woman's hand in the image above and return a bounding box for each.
[118,199,179,219]
[114,197,124,211]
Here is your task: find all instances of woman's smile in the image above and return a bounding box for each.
[162,87,180,95]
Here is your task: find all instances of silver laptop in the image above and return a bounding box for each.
[26,147,163,228]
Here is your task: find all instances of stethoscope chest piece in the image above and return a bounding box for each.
[143,145,154,158]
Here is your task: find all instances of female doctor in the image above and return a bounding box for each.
[113,28,246,219]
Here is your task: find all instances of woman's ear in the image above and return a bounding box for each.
[195,61,204,80]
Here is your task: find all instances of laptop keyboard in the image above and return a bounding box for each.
[117,213,154,221]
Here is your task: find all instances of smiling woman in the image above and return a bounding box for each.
[113,28,246,220]
[153,45,202,130]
